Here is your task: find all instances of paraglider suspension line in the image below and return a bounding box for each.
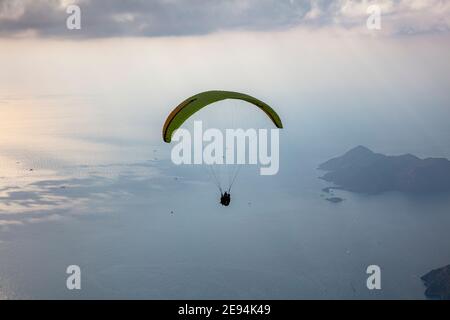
[206,164,223,193]
[228,164,242,193]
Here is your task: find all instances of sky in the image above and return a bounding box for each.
[0,0,449,38]
[1,0,450,216]
[1,0,450,156]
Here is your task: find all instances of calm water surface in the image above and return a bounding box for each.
[1,94,450,299]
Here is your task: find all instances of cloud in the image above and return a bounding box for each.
[0,0,449,38]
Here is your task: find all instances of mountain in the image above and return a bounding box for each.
[421,265,450,300]
[318,146,450,194]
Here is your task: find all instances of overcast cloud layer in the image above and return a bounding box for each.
[0,0,450,38]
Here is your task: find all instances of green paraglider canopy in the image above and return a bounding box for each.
[162,90,283,143]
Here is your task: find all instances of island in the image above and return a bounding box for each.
[421,265,450,300]
[318,145,450,194]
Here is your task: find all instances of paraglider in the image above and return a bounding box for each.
[162,90,283,207]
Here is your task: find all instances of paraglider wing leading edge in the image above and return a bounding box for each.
[162,90,283,143]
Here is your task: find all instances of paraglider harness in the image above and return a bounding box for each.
[220,191,231,207]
